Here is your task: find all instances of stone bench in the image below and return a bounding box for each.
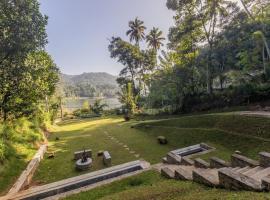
[170,143,214,157]
[74,149,92,160]
[259,152,270,167]
[103,151,111,166]
[194,158,210,169]
[210,157,229,168]
[231,154,259,168]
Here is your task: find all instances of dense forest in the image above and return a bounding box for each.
[0,1,59,163]
[109,0,270,115]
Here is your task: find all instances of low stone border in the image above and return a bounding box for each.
[8,144,47,195]
[2,160,150,200]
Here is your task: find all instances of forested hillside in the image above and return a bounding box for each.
[61,72,119,97]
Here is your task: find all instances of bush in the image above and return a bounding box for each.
[0,139,6,162]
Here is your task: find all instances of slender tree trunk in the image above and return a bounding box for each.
[219,75,224,90]
[207,46,213,94]
[59,97,63,119]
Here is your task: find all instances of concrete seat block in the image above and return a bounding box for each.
[103,151,111,166]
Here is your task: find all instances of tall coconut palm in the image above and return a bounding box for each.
[126,17,146,47]
[146,27,165,51]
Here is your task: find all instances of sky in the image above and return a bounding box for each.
[39,0,174,75]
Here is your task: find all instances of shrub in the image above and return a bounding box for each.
[0,139,6,162]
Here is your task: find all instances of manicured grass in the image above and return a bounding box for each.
[34,113,270,187]
[33,118,134,184]
[64,170,270,200]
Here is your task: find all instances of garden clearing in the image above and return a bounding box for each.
[4,112,270,199]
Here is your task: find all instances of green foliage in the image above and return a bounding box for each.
[0,0,59,120]
[81,100,90,113]
[0,138,6,162]
[91,99,107,115]
[126,17,146,46]
[146,27,165,51]
[119,83,137,114]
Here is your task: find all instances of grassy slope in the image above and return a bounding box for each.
[64,171,270,200]
[33,113,270,199]
[0,143,36,195]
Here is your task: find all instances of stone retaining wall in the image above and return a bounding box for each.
[8,144,47,195]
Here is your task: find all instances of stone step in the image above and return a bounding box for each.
[193,168,219,187]
[250,167,270,182]
[162,157,168,164]
[218,168,263,191]
[180,157,194,166]
[231,154,259,168]
[166,152,181,165]
[210,157,229,169]
[259,152,270,167]
[161,167,175,179]
[262,176,270,191]
[194,158,210,169]
[236,166,251,174]
[175,166,195,181]
[243,166,264,176]
[232,167,241,171]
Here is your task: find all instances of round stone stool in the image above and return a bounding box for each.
[76,158,92,171]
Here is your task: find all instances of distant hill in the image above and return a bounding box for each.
[61,72,119,98]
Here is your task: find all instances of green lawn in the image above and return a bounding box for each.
[64,171,270,200]
[31,113,270,199]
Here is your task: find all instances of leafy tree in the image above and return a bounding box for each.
[240,0,270,76]
[118,83,137,114]
[108,37,156,96]
[126,17,146,47]
[167,0,239,93]
[0,0,55,120]
[91,99,107,115]
[146,27,165,51]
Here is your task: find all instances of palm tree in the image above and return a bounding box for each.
[126,17,146,47]
[146,27,165,51]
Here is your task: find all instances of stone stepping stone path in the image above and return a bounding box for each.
[103,131,141,159]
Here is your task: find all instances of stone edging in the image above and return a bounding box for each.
[8,144,47,195]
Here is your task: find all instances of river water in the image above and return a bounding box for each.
[64,97,122,111]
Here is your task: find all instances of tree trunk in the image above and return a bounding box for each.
[207,47,213,94]
[263,45,267,76]
[60,97,63,119]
